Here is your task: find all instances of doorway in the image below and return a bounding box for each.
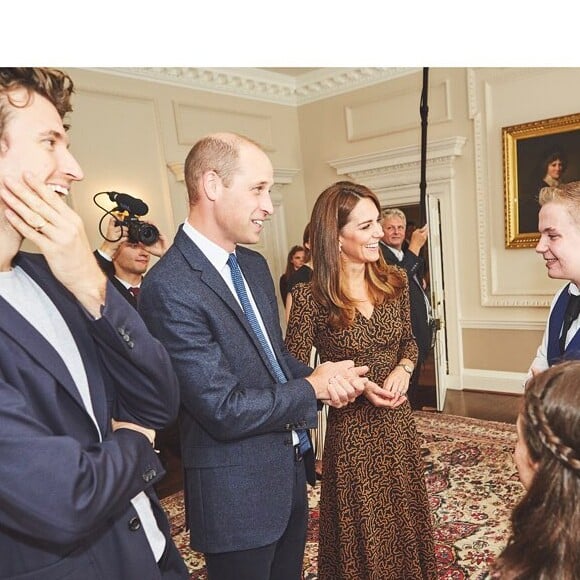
[385,203,437,410]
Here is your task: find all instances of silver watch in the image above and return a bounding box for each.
[397,363,414,375]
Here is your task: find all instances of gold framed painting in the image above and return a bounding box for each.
[502,112,580,248]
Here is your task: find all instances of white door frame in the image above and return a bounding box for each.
[426,194,448,410]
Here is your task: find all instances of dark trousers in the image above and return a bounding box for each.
[204,457,308,580]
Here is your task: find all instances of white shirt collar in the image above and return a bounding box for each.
[114,276,142,290]
[182,220,232,272]
[385,243,404,261]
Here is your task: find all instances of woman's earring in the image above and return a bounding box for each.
[338,242,342,253]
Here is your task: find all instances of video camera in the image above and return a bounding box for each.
[94,191,160,246]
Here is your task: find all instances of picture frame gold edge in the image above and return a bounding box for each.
[503,111,580,249]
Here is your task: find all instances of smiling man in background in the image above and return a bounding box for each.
[380,207,432,409]
[94,214,170,308]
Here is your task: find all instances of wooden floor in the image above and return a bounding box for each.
[154,386,523,500]
[415,350,522,424]
[442,389,522,424]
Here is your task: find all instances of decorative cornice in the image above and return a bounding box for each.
[270,167,301,184]
[89,67,419,106]
[167,162,185,183]
[329,137,466,175]
[328,137,467,194]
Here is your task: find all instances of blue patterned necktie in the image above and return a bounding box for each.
[227,253,311,454]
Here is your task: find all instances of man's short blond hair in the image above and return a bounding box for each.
[539,181,580,225]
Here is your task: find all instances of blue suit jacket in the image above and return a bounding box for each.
[139,227,318,553]
[0,252,187,579]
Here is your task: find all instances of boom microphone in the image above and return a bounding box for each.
[107,191,149,216]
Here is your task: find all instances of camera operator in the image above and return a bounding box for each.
[94,215,179,476]
[95,214,169,308]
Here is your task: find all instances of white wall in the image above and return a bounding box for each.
[59,66,580,393]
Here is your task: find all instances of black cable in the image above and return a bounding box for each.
[93,192,124,243]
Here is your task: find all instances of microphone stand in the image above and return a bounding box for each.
[418,68,436,349]
[419,67,429,227]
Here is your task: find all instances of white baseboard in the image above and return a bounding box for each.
[460,369,526,394]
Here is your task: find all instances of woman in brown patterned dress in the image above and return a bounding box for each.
[285,181,437,580]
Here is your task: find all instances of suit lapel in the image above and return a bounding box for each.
[380,242,400,265]
[10,254,107,435]
[0,298,80,402]
[175,229,245,318]
[174,230,282,377]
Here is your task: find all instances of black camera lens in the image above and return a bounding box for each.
[127,221,159,246]
[138,223,160,246]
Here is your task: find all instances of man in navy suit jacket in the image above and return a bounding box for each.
[0,68,188,578]
[527,181,580,383]
[140,132,368,580]
[94,214,170,309]
[380,208,432,409]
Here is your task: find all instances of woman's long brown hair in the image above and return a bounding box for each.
[310,181,406,329]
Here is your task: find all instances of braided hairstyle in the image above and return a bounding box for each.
[493,361,580,579]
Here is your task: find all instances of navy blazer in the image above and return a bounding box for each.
[0,252,187,579]
[93,249,139,309]
[139,227,318,554]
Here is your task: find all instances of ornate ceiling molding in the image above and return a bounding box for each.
[90,67,419,106]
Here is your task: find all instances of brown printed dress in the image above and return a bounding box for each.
[285,279,437,580]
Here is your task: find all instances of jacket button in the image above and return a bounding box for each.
[143,468,157,482]
[128,516,141,531]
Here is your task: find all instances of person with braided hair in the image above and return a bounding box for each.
[484,361,580,579]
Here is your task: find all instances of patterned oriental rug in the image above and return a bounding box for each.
[160,411,524,579]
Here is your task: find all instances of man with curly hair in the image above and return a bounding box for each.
[0,68,188,578]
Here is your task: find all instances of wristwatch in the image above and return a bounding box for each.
[397,363,414,375]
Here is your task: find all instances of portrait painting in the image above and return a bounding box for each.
[502,112,580,248]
